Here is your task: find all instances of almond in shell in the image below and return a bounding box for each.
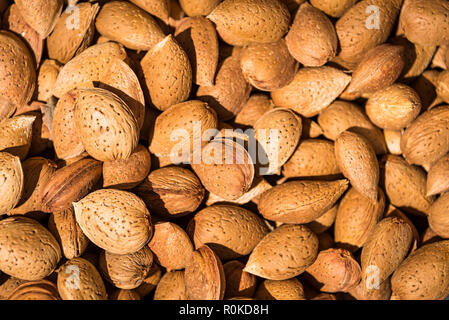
[0,114,35,160]
[154,270,188,300]
[309,0,357,17]
[95,1,165,51]
[258,179,348,224]
[285,2,337,67]
[271,66,351,118]
[57,257,107,300]
[73,189,152,255]
[14,0,62,38]
[234,94,274,127]
[179,0,220,16]
[427,154,449,196]
[175,17,219,87]
[37,59,61,102]
[207,0,290,46]
[184,245,225,300]
[244,224,319,280]
[0,152,24,214]
[255,278,305,300]
[0,216,61,280]
[8,280,60,300]
[141,35,192,111]
[429,192,449,238]
[130,0,171,22]
[188,205,269,260]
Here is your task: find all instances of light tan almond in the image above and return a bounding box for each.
[282,139,341,180]
[8,280,60,300]
[429,192,449,238]
[258,179,348,224]
[305,248,361,293]
[335,0,403,67]
[73,189,152,255]
[148,221,194,271]
[384,129,403,155]
[0,152,24,214]
[3,4,44,65]
[381,155,434,216]
[98,247,153,290]
[57,257,107,300]
[361,217,413,290]
[179,0,220,16]
[335,130,379,201]
[135,166,205,218]
[0,114,35,160]
[0,31,36,119]
[130,0,170,22]
[74,88,139,162]
[48,207,89,260]
[9,157,57,215]
[286,2,337,67]
[207,0,290,46]
[154,271,188,300]
[254,108,301,174]
[175,17,219,87]
[223,261,256,299]
[197,55,251,120]
[343,44,405,98]
[52,90,85,160]
[148,100,218,161]
[52,42,127,98]
[401,105,449,166]
[366,84,421,130]
[255,278,305,300]
[234,94,275,127]
[95,1,165,51]
[184,245,225,300]
[47,2,100,64]
[271,67,351,118]
[0,216,61,280]
[240,39,297,91]
[310,0,356,17]
[400,0,449,46]
[427,154,449,196]
[319,102,386,156]
[334,187,385,252]
[37,59,61,102]
[191,139,254,201]
[141,35,192,111]
[391,240,449,300]
[306,205,338,235]
[244,224,319,280]
[189,205,269,260]
[103,145,151,190]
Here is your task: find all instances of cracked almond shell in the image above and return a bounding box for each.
[258,179,348,224]
[98,246,153,290]
[244,224,319,280]
[95,1,165,51]
[271,66,351,118]
[0,216,61,280]
[207,0,290,46]
[57,257,107,300]
[48,207,90,259]
[184,245,225,300]
[47,2,100,64]
[175,17,219,87]
[189,205,269,260]
[134,166,205,218]
[73,189,152,255]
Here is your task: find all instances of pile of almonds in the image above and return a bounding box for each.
[2,0,449,301]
